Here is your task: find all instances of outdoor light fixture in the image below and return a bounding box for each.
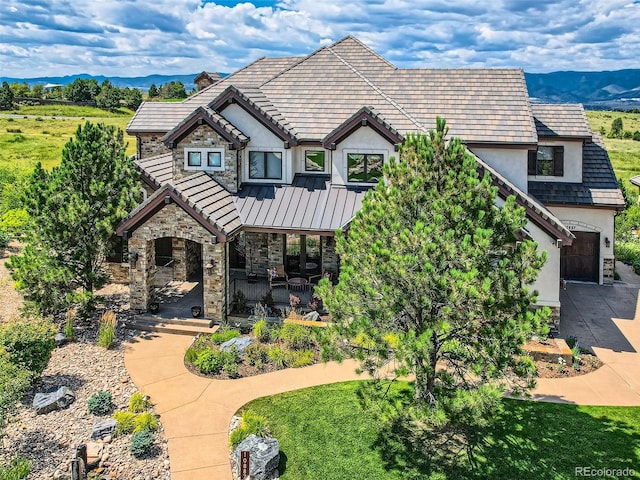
[130,252,139,268]
[205,260,215,275]
[605,237,611,248]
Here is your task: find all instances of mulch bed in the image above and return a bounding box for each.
[535,354,603,378]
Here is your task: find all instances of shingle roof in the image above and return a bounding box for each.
[234,175,368,232]
[528,133,625,208]
[135,152,173,188]
[531,104,592,138]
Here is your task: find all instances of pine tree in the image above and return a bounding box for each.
[0,82,14,110]
[147,84,159,98]
[10,122,140,315]
[317,118,548,463]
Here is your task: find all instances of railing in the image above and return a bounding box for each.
[230,277,314,310]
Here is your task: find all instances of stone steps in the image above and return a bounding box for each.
[125,316,219,336]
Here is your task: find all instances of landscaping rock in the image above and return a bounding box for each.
[33,386,75,414]
[302,311,320,321]
[55,332,68,347]
[86,441,104,468]
[221,336,253,356]
[91,418,117,440]
[235,434,279,480]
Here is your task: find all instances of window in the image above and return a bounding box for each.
[249,151,282,179]
[347,153,383,183]
[528,146,564,176]
[305,150,325,172]
[184,148,225,172]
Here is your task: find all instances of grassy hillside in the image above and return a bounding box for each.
[586,110,640,193]
[0,106,135,173]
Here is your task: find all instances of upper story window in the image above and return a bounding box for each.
[347,153,383,183]
[184,148,225,172]
[528,146,564,176]
[305,150,325,172]
[249,151,282,179]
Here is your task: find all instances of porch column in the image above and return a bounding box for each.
[128,236,156,311]
[203,242,226,320]
[321,236,339,273]
[268,233,284,267]
[172,237,186,281]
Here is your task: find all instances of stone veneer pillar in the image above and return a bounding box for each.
[245,232,269,276]
[321,236,339,273]
[128,237,156,311]
[268,233,284,267]
[203,242,226,319]
[172,238,186,281]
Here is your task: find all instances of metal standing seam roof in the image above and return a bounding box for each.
[233,175,368,232]
[528,132,625,208]
[531,104,593,138]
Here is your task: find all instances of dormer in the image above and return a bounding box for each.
[529,104,593,184]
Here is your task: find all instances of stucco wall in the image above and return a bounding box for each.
[527,139,583,183]
[528,222,561,308]
[548,206,616,285]
[331,127,394,186]
[469,147,529,193]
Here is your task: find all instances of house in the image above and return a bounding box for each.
[113,36,624,323]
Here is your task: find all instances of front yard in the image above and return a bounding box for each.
[240,381,640,480]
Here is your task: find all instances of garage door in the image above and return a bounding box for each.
[560,231,599,282]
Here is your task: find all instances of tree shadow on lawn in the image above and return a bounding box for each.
[375,398,640,480]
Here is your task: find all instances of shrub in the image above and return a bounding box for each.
[97,310,117,349]
[193,347,240,375]
[383,332,400,349]
[210,328,240,344]
[128,392,149,413]
[0,230,8,250]
[0,455,30,480]
[267,344,287,369]
[7,134,25,143]
[0,350,30,430]
[0,209,29,237]
[0,317,56,377]
[229,410,270,449]
[269,326,281,343]
[223,361,239,378]
[87,391,112,416]
[113,411,137,435]
[130,431,154,458]
[133,412,159,433]
[280,323,313,349]
[252,319,270,343]
[64,310,75,341]
[285,349,315,368]
[245,343,269,370]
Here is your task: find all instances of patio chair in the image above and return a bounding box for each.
[268,265,289,289]
[308,269,334,285]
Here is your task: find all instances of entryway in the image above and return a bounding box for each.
[560,231,599,282]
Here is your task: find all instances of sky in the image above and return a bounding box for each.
[1,0,639,79]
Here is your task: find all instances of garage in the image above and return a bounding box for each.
[560,231,600,282]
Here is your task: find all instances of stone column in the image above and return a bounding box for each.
[268,233,284,267]
[203,242,226,320]
[128,237,156,311]
[172,237,186,281]
[321,236,339,273]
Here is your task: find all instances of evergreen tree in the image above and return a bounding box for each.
[9,122,140,315]
[64,78,100,103]
[147,84,159,98]
[95,80,121,111]
[317,118,548,464]
[609,117,623,138]
[0,82,14,110]
[123,87,143,110]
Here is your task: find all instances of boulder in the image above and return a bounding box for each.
[32,386,75,415]
[91,418,117,440]
[235,434,279,480]
[302,311,320,321]
[54,332,67,347]
[86,441,104,468]
[221,336,253,356]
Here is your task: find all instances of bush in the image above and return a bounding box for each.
[64,310,75,341]
[252,319,270,343]
[245,343,269,370]
[229,410,270,449]
[0,209,29,237]
[285,349,315,368]
[615,241,640,266]
[87,391,112,416]
[0,350,30,430]
[113,411,137,435]
[269,326,281,343]
[193,346,240,375]
[268,344,287,369]
[130,431,154,458]
[0,230,8,250]
[128,392,149,413]
[210,328,240,344]
[133,412,159,433]
[97,310,117,349]
[280,323,313,349]
[0,317,56,377]
[0,455,30,480]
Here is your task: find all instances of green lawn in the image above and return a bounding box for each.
[242,381,640,480]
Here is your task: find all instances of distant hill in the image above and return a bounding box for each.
[0,73,200,92]
[2,69,640,110]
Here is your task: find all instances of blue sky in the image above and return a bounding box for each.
[1,0,639,78]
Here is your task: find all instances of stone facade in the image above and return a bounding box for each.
[172,238,187,281]
[186,239,202,279]
[139,134,171,159]
[603,258,614,285]
[128,203,226,320]
[173,124,239,192]
[105,262,129,284]
[321,236,339,274]
[245,232,269,276]
[268,234,284,267]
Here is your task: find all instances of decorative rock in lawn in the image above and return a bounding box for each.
[221,336,253,356]
[235,434,280,480]
[33,386,75,415]
[91,418,117,440]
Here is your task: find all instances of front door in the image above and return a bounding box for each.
[560,231,599,282]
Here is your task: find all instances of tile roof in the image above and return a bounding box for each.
[135,152,173,188]
[127,102,202,133]
[528,133,625,208]
[531,104,592,138]
[234,175,368,232]
[474,155,575,245]
[162,106,249,149]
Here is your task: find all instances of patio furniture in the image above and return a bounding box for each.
[308,270,334,284]
[288,277,310,291]
[268,265,288,289]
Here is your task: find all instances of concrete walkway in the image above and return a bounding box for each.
[124,281,640,479]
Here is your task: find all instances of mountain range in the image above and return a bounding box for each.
[2,70,640,110]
